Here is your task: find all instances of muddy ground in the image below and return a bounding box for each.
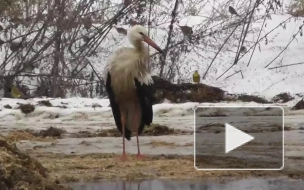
[3,126,304,184]
[1,109,304,187]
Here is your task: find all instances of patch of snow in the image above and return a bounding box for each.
[0,97,302,117]
[0,97,303,133]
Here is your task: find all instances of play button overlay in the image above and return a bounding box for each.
[225,123,254,154]
[194,106,284,170]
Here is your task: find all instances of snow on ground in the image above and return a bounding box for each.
[0,97,303,133]
[0,96,302,119]
[0,97,302,117]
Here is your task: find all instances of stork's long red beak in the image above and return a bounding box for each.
[143,36,165,54]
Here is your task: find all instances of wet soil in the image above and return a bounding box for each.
[1,110,304,188]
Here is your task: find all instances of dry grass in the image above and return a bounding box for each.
[31,153,304,183]
[5,130,57,142]
[143,124,188,136]
[146,140,176,147]
[145,140,193,147]
[72,124,190,138]
[4,127,66,143]
[0,137,71,190]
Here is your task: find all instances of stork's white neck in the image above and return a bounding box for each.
[131,40,146,53]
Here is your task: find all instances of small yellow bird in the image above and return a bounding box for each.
[11,86,23,98]
[193,70,200,84]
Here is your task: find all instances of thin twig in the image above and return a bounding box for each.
[202,24,240,79]
[159,0,179,77]
[233,0,258,66]
[225,70,243,79]
[238,16,293,62]
[262,77,287,92]
[217,16,294,80]
[264,24,304,68]
[268,61,304,70]
[247,2,270,67]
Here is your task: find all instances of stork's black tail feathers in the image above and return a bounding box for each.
[134,78,153,135]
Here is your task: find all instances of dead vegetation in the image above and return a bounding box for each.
[143,124,187,136]
[145,140,193,147]
[5,127,66,142]
[152,76,225,104]
[32,152,304,183]
[72,124,190,138]
[38,100,53,107]
[146,140,175,147]
[0,137,71,190]
[151,77,274,104]
[18,103,35,114]
[5,130,56,142]
[236,94,270,103]
[224,93,270,104]
[292,99,304,110]
[3,105,12,109]
[36,127,66,138]
[272,92,294,103]
[72,128,121,138]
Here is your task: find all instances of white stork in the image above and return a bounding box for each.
[105,25,164,161]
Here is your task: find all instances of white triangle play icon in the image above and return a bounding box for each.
[225,123,254,154]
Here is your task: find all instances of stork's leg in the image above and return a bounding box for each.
[119,111,128,161]
[134,108,144,160]
[136,130,144,160]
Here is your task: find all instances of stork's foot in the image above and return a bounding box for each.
[136,153,145,160]
[118,154,128,162]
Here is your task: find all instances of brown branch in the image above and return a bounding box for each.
[158,0,179,77]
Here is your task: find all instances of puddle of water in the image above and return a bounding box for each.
[69,178,304,190]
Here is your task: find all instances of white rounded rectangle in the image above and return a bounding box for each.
[194,105,284,171]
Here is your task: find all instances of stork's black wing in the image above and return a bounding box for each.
[106,72,132,140]
[134,78,154,135]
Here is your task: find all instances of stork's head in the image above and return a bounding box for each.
[128,25,164,54]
